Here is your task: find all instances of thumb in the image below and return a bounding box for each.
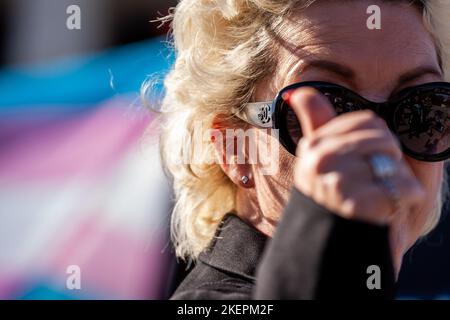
[286,87,337,137]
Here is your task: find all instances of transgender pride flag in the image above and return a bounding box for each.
[0,39,174,299]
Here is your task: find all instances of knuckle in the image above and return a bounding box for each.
[299,142,329,174]
[306,152,325,175]
[341,197,360,218]
[298,136,318,152]
[321,172,346,192]
[331,172,346,191]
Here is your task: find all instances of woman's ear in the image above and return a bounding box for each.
[211,115,255,188]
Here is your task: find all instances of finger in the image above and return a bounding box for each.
[307,129,403,172]
[334,155,425,206]
[310,169,395,224]
[287,87,337,137]
[315,167,425,225]
[313,109,390,139]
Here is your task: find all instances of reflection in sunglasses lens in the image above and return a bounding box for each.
[394,91,450,156]
[286,106,302,145]
[322,91,363,114]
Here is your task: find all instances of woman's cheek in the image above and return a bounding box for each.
[256,130,295,190]
[278,144,296,190]
[257,144,295,214]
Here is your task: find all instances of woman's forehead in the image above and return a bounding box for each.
[281,2,433,54]
[274,1,440,86]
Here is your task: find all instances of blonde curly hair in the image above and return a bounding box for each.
[154,0,450,260]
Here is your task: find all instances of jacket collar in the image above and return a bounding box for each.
[198,214,268,282]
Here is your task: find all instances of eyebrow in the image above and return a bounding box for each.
[397,66,443,86]
[300,59,443,87]
[302,60,355,80]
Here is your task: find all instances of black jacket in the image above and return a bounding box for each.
[171,188,396,299]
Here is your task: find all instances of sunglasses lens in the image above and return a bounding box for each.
[285,106,302,145]
[394,90,450,157]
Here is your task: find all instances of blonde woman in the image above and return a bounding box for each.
[156,0,450,299]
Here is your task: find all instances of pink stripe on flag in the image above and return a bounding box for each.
[0,99,154,182]
[48,215,168,299]
[0,273,26,300]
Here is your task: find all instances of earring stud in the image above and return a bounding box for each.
[241,175,249,185]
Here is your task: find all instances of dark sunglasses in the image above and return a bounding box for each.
[236,81,450,162]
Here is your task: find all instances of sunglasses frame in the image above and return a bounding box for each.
[236,81,450,162]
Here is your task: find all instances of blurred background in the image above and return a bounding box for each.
[0,0,177,299]
[0,0,449,300]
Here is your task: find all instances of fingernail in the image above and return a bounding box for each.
[282,90,294,105]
